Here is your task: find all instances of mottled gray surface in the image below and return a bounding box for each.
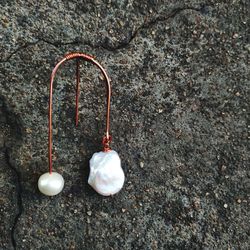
[0,1,249,249]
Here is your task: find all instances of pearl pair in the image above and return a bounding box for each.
[38,53,125,197]
[38,150,125,196]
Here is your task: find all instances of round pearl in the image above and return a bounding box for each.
[38,172,64,196]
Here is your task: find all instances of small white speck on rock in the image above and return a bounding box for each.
[221,165,227,171]
[139,162,144,168]
[100,212,109,218]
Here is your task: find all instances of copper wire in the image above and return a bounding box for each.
[75,58,80,127]
[48,53,111,174]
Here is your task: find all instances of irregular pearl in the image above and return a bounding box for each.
[88,150,125,196]
[38,172,64,196]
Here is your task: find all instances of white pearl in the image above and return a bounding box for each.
[38,172,64,196]
[88,150,125,196]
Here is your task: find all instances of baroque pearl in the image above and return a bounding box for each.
[38,172,64,196]
[88,150,125,196]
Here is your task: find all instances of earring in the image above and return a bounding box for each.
[38,53,125,196]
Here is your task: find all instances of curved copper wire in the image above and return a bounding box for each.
[48,53,112,174]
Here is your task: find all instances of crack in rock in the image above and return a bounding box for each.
[108,6,203,50]
[5,147,23,250]
[0,41,40,63]
[38,6,203,51]
[0,5,204,63]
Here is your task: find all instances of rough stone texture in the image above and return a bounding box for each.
[0,0,249,249]
[0,99,20,250]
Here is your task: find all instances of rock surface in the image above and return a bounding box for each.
[0,0,249,249]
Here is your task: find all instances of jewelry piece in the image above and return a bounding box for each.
[38,53,125,196]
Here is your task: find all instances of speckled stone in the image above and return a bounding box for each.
[0,1,249,249]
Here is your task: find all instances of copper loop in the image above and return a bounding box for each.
[48,53,111,174]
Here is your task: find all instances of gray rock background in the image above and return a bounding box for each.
[0,0,249,249]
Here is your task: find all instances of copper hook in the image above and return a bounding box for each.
[48,53,112,174]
